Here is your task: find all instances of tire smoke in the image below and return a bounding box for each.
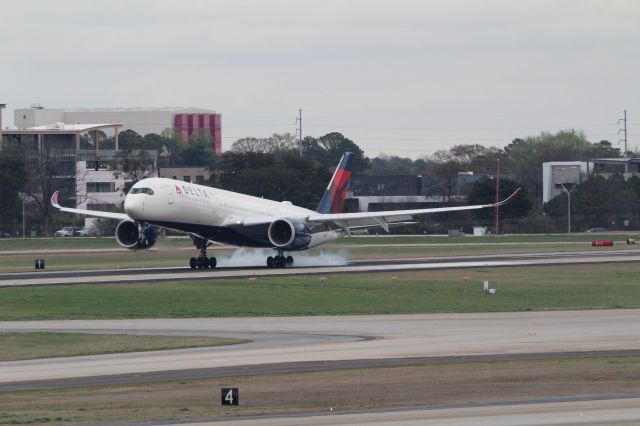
[217,248,348,267]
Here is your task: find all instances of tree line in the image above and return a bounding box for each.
[0,126,635,235]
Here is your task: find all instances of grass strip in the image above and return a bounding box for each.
[1,264,639,320]
[0,332,248,362]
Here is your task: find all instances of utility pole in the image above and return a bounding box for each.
[296,109,302,156]
[495,157,500,234]
[22,197,26,239]
[618,109,628,172]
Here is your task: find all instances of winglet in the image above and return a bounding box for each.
[488,187,521,208]
[51,191,61,208]
[315,152,354,214]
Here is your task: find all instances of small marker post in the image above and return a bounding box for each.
[463,276,471,293]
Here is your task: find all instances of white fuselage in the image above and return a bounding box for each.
[123,177,339,249]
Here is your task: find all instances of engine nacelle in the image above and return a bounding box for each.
[267,219,311,250]
[115,220,157,250]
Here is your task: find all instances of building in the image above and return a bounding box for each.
[13,106,222,153]
[159,167,211,185]
[1,122,123,151]
[346,175,469,213]
[76,150,158,210]
[542,158,640,203]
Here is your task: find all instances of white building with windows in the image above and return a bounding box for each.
[75,150,158,210]
[542,158,640,203]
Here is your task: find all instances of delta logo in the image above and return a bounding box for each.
[176,184,210,199]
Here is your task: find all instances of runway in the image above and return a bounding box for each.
[1,248,639,286]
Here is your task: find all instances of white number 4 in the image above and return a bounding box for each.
[225,389,234,404]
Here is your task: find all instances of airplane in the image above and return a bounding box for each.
[51,152,519,269]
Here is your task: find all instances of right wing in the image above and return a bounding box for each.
[51,191,130,221]
[307,188,521,233]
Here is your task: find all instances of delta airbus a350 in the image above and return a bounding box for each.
[52,152,519,269]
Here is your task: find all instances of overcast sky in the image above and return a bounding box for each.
[1,0,639,158]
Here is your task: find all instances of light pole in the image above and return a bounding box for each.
[557,183,576,234]
[22,197,26,239]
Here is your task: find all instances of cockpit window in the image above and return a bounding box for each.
[130,187,154,195]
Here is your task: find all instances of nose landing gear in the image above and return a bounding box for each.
[267,249,294,268]
[189,236,217,269]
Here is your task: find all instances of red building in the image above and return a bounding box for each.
[174,113,222,153]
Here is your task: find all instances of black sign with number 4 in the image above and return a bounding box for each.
[221,388,239,405]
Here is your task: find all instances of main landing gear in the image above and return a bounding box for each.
[267,249,294,268]
[189,237,217,269]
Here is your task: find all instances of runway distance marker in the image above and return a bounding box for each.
[221,387,239,405]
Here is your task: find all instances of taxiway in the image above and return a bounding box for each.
[1,309,640,386]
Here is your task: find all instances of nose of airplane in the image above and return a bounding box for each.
[124,195,144,219]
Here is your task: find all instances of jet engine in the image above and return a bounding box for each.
[115,220,157,250]
[267,219,311,250]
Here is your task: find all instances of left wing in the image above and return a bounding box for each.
[51,191,130,221]
[306,188,521,233]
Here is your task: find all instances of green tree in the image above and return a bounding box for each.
[505,130,593,210]
[114,149,156,194]
[79,130,109,149]
[368,155,417,175]
[591,140,622,158]
[544,175,638,230]
[231,133,296,154]
[180,131,216,167]
[156,128,184,167]
[208,151,331,209]
[23,149,74,234]
[0,151,28,231]
[422,149,462,201]
[467,176,532,223]
[116,129,145,150]
[301,132,369,173]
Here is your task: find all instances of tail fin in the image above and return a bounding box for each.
[315,152,354,214]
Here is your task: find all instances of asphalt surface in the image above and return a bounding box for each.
[2,248,639,286]
[2,309,640,387]
[3,349,640,392]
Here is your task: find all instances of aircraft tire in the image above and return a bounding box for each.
[189,257,197,269]
[209,257,217,269]
[286,255,293,265]
[195,256,209,269]
[267,256,274,268]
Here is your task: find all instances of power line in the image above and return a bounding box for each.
[303,123,620,132]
